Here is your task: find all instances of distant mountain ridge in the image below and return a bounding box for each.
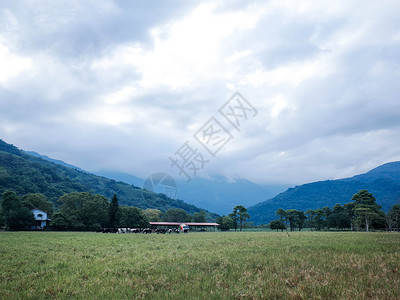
[248,161,400,225]
[0,139,218,220]
[24,150,85,172]
[4,138,398,224]
[11,141,288,216]
[97,171,288,215]
[344,162,400,183]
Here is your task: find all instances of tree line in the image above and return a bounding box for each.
[0,190,209,231]
[269,190,400,231]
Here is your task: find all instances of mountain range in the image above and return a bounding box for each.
[97,170,288,215]
[17,152,288,215]
[2,138,400,225]
[0,139,218,220]
[248,161,400,224]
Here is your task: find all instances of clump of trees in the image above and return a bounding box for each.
[0,190,212,231]
[49,194,208,230]
[269,219,286,231]
[216,205,250,231]
[143,208,162,222]
[143,207,207,223]
[51,192,110,231]
[0,190,152,231]
[0,191,53,230]
[269,190,399,231]
[216,215,235,231]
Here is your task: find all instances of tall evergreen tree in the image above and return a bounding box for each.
[305,209,316,231]
[109,194,119,228]
[285,209,299,231]
[327,204,351,230]
[351,190,384,231]
[314,209,326,230]
[276,208,286,224]
[233,205,250,232]
[296,210,307,231]
[228,212,239,231]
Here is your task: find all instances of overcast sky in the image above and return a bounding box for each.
[1,0,400,185]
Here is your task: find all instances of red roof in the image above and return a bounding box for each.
[186,222,219,226]
[150,222,219,226]
[150,222,180,226]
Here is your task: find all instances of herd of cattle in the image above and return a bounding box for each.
[96,228,182,234]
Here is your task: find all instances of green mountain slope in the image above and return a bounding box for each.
[0,139,218,219]
[248,162,400,225]
[346,161,400,183]
[24,150,84,172]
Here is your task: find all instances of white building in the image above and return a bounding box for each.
[32,208,50,229]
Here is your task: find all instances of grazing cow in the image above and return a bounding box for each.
[142,228,152,234]
[156,228,167,234]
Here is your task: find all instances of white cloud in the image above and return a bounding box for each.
[225,50,253,64]
[90,2,265,90]
[1,0,400,185]
[0,41,32,84]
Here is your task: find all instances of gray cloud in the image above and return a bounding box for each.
[1,0,400,185]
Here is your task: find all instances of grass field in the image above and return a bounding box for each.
[0,231,399,299]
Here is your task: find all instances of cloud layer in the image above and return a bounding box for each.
[1,0,400,185]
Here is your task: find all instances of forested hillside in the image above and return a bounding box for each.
[0,139,217,219]
[248,162,400,225]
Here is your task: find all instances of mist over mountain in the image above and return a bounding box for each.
[23,150,85,172]
[248,161,400,225]
[3,138,400,225]
[96,171,288,215]
[4,138,287,216]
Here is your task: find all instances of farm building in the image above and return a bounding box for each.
[150,222,219,231]
[32,208,50,229]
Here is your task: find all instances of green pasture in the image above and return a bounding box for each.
[0,231,399,299]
